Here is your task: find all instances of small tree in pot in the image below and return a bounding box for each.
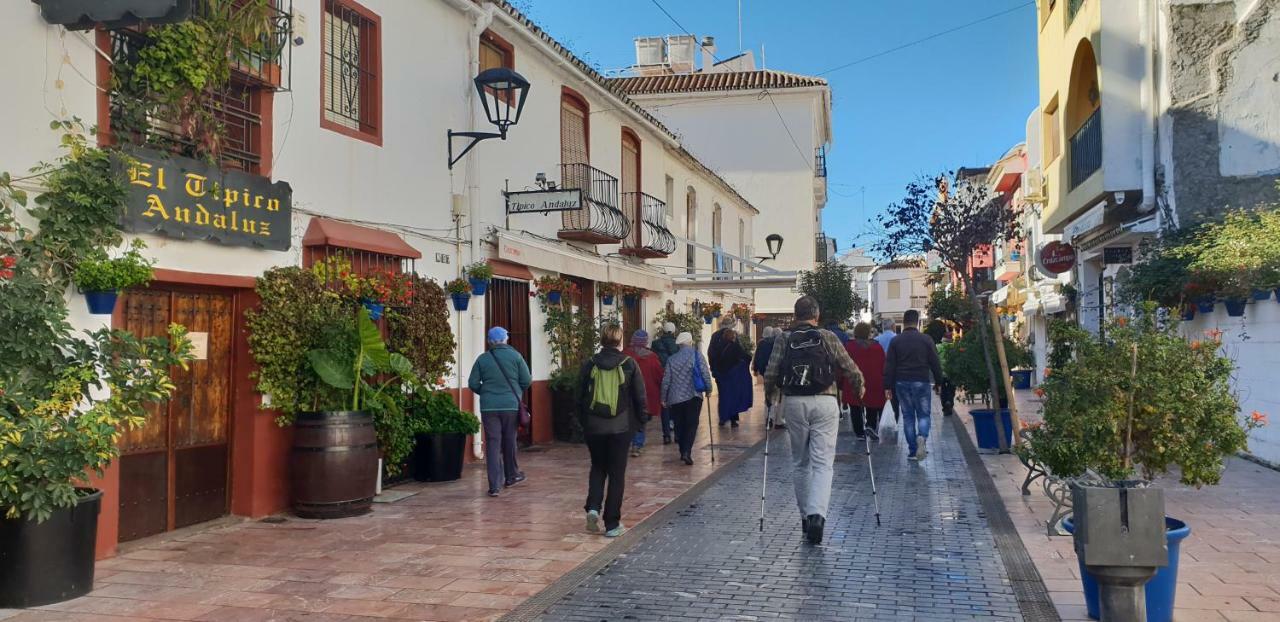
[874,172,1022,451]
[1023,307,1264,622]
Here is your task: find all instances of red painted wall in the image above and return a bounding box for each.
[87,463,119,560]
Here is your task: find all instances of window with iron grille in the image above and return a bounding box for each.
[107,30,270,175]
[322,0,381,144]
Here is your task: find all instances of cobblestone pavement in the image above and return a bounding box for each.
[967,391,1280,622]
[532,404,1025,622]
[0,394,766,622]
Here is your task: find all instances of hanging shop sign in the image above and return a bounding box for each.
[122,148,292,251]
[504,189,584,214]
[1103,246,1133,265]
[1037,241,1077,276]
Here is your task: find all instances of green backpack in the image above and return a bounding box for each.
[588,357,630,418]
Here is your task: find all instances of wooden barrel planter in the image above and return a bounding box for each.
[291,411,379,519]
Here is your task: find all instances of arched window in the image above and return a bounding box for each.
[686,186,697,274]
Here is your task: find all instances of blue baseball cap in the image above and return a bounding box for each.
[487,326,509,342]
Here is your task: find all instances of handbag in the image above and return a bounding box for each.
[692,350,709,394]
[491,351,531,428]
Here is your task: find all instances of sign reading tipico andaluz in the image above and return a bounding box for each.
[122,149,292,251]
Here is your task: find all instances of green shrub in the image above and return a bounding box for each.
[407,390,480,436]
[940,328,1031,401]
[73,240,154,292]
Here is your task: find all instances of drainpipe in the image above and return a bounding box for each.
[1137,0,1157,213]
[445,0,495,459]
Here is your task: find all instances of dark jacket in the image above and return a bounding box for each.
[708,329,750,377]
[652,333,678,366]
[467,345,532,413]
[884,328,944,387]
[577,348,648,437]
[752,337,775,376]
[826,323,851,344]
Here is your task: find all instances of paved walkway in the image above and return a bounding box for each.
[524,404,1025,621]
[1,394,766,622]
[961,391,1280,622]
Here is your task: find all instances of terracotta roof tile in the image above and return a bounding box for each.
[608,70,828,95]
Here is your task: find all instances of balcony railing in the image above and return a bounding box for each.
[559,163,630,244]
[815,146,828,178]
[620,192,676,259]
[815,233,836,262]
[1069,110,1102,190]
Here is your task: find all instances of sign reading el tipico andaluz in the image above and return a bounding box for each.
[122,148,292,251]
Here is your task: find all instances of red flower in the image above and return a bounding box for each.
[1034,387,1046,398]
[1251,411,1268,426]
[1,255,15,268]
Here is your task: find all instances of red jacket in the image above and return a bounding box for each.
[842,339,887,408]
[623,346,664,418]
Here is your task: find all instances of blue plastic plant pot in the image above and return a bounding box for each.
[546,291,562,305]
[712,310,721,317]
[1223,298,1247,317]
[468,278,489,296]
[1010,370,1033,390]
[361,300,385,321]
[83,290,118,315]
[1251,289,1271,302]
[450,293,471,311]
[970,408,1013,451]
[703,315,713,324]
[1196,297,1216,314]
[623,295,639,309]
[601,295,614,306]
[1064,516,1190,622]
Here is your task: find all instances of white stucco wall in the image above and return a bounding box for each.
[1097,0,1146,194]
[1217,3,1280,177]
[0,0,756,392]
[870,267,929,322]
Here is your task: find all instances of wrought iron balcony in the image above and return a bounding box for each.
[559,163,630,244]
[815,146,828,178]
[620,192,676,259]
[1069,110,1102,190]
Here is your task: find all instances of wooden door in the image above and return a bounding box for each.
[622,299,642,345]
[485,278,534,446]
[118,289,233,542]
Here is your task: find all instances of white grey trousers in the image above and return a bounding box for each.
[783,394,841,519]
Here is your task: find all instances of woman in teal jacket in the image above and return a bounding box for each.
[468,326,532,497]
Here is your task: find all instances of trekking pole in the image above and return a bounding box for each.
[864,432,882,527]
[706,396,716,463]
[759,395,775,532]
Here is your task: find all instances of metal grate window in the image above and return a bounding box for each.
[323,0,379,137]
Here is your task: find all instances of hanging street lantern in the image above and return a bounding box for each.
[447,68,531,169]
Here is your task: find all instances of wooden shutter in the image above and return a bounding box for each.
[621,133,639,195]
[561,98,588,165]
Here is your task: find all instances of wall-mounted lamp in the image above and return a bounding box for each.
[447,67,531,169]
[756,233,784,262]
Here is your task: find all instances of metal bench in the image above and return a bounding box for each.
[1017,428,1102,536]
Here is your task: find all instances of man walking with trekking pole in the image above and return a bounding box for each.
[764,296,864,544]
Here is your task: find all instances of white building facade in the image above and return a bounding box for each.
[869,260,930,326]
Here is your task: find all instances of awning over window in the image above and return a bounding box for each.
[996,269,1020,283]
[494,231,673,292]
[302,217,422,259]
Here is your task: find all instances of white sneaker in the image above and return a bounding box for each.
[916,438,928,460]
[585,510,600,533]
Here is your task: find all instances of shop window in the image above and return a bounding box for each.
[322,0,382,145]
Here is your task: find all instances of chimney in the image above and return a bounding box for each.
[701,36,716,71]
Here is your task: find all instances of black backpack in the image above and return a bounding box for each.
[778,327,835,396]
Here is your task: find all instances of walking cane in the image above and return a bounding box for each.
[864,432,882,527]
[705,394,716,465]
[760,394,779,532]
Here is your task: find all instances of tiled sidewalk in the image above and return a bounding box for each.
[1,392,766,622]
[958,392,1280,622]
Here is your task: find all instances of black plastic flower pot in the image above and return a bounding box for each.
[0,489,102,608]
[410,433,466,482]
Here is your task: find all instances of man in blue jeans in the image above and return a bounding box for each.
[883,309,945,461]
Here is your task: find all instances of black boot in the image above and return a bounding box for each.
[805,514,825,544]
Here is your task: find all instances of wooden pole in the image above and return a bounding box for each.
[988,304,1022,448]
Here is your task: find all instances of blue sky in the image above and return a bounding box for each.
[516,0,1039,254]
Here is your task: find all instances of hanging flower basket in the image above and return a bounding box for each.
[601,294,614,306]
[1223,298,1247,317]
[360,299,385,321]
[83,291,119,315]
[546,290,562,304]
[464,262,493,296]
[451,293,471,311]
[1180,305,1196,322]
[1195,297,1216,314]
[468,278,489,296]
[703,315,714,324]
[445,278,472,311]
[1251,289,1271,302]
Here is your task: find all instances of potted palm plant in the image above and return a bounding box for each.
[406,390,480,482]
[72,240,155,314]
[1023,308,1264,622]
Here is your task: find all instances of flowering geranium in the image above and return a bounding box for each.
[730,303,753,320]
